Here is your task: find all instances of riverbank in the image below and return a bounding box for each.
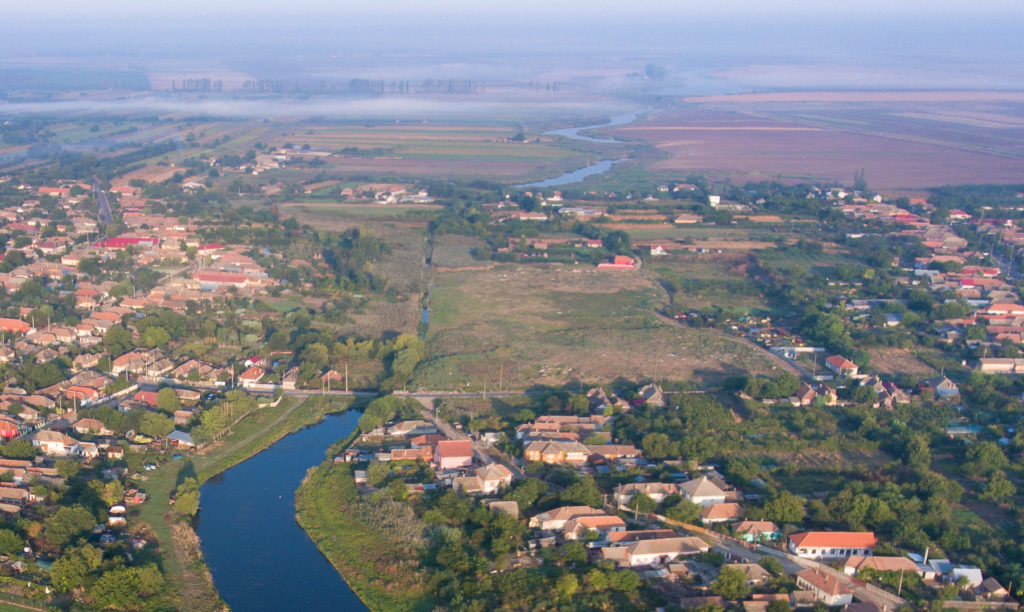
[295,461,434,612]
[139,394,356,610]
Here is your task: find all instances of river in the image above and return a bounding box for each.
[516,110,641,188]
[197,410,367,611]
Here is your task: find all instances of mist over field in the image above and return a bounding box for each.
[1,1,1022,99]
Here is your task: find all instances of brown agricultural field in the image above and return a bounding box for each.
[612,103,1024,190]
[868,348,938,378]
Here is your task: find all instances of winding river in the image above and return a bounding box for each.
[516,110,642,188]
[197,410,367,611]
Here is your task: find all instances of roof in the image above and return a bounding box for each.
[845,556,918,573]
[532,505,603,524]
[701,502,744,521]
[569,515,626,530]
[628,536,709,557]
[435,439,473,458]
[826,355,857,369]
[789,531,876,549]
[734,520,780,535]
[679,475,726,499]
[796,569,854,596]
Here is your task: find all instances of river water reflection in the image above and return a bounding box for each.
[197,410,367,611]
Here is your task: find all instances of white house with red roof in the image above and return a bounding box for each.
[824,355,859,378]
[238,366,265,388]
[433,439,473,470]
[788,531,876,560]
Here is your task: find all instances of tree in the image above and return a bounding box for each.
[505,478,548,511]
[140,326,170,348]
[666,498,701,524]
[0,529,22,555]
[102,480,124,507]
[139,411,174,438]
[367,461,389,487]
[156,387,181,415]
[102,324,134,357]
[89,566,141,610]
[981,473,1016,503]
[964,441,1009,476]
[628,492,657,514]
[642,432,672,460]
[175,477,200,518]
[712,565,752,600]
[43,505,95,549]
[767,600,791,612]
[555,573,579,601]
[602,230,631,254]
[561,541,587,564]
[561,477,602,508]
[1,439,36,459]
[763,491,806,524]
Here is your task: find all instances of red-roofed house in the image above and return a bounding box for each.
[598,255,636,270]
[788,531,876,560]
[433,440,473,470]
[563,515,627,540]
[194,271,249,288]
[824,355,858,378]
[238,367,265,388]
[0,319,31,334]
[133,391,158,407]
[795,570,854,606]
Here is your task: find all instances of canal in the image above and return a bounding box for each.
[197,410,367,611]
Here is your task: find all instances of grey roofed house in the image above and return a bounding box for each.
[678,475,727,506]
[167,430,194,447]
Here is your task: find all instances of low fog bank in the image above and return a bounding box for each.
[0,95,635,123]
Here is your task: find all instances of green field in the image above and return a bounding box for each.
[414,262,783,390]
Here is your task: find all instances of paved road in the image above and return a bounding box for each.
[412,395,529,481]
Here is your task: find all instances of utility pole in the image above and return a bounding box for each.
[345,363,349,393]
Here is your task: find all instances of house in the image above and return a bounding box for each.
[637,383,666,408]
[728,563,773,586]
[679,476,727,507]
[529,506,604,531]
[30,430,78,456]
[976,578,1010,600]
[701,502,744,523]
[601,536,709,567]
[454,463,513,495]
[795,569,854,606]
[825,355,859,378]
[388,420,438,437]
[615,482,678,507]
[73,418,112,436]
[167,430,195,447]
[563,515,627,541]
[920,376,960,399]
[788,531,876,560]
[597,255,636,270]
[794,383,817,406]
[843,556,921,576]
[607,529,677,545]
[238,366,265,388]
[523,440,591,464]
[433,440,473,470]
[733,521,781,543]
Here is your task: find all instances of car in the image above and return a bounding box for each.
[144,463,158,471]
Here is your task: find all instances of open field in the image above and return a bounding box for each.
[612,104,1024,190]
[268,123,596,181]
[647,254,769,313]
[868,347,938,378]
[415,263,785,390]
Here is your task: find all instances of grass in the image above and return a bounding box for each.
[136,395,354,610]
[415,262,782,390]
[295,463,434,612]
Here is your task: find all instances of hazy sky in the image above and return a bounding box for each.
[5,0,1023,18]
[2,0,1023,95]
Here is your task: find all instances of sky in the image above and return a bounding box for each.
[2,0,1023,95]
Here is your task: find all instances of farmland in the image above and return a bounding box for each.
[611,102,1024,191]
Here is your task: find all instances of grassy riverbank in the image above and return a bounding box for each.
[295,462,435,612]
[139,395,356,611]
